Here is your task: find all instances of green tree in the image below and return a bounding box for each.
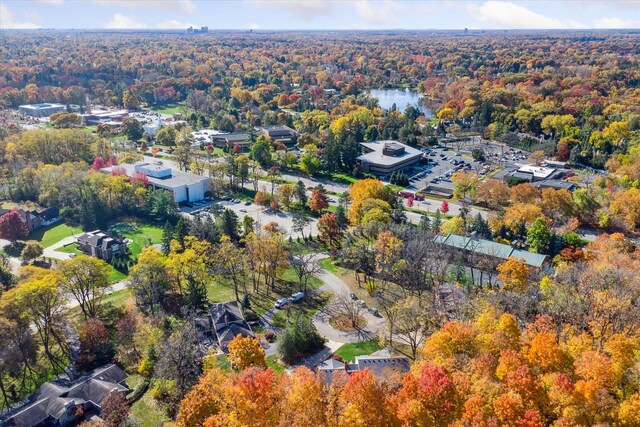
[250,135,272,166]
[57,255,112,319]
[156,126,177,147]
[216,208,241,242]
[121,117,144,141]
[526,217,552,253]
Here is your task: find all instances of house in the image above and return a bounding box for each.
[0,207,60,233]
[357,140,423,179]
[256,125,297,145]
[76,230,127,261]
[1,364,128,427]
[100,162,211,203]
[317,349,410,383]
[208,301,255,350]
[19,103,65,117]
[434,233,549,269]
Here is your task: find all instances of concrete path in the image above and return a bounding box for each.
[64,279,130,309]
[43,236,78,260]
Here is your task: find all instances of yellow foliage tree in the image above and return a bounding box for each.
[227,335,267,371]
[497,257,530,293]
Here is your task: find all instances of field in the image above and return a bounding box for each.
[116,222,164,258]
[146,103,188,115]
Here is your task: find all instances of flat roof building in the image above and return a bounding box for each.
[257,125,297,145]
[100,162,211,203]
[19,103,65,117]
[516,164,559,181]
[357,140,423,178]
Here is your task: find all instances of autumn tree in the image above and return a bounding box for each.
[497,257,530,293]
[474,179,510,209]
[128,247,170,314]
[76,318,114,371]
[280,367,327,427]
[20,241,43,264]
[451,171,478,199]
[227,335,267,371]
[212,238,245,302]
[100,390,130,427]
[57,255,112,319]
[0,209,28,242]
[175,368,226,427]
[337,369,394,427]
[309,188,329,213]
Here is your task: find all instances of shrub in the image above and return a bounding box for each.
[265,331,276,343]
[277,315,324,364]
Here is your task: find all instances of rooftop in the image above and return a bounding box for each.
[516,164,557,179]
[100,162,209,189]
[358,140,422,166]
[434,233,548,268]
[19,103,65,109]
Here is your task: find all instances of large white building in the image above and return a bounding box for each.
[357,140,423,178]
[19,103,65,117]
[101,162,211,203]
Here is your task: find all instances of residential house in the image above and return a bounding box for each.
[1,364,128,427]
[76,230,127,261]
[317,349,410,384]
[208,301,255,350]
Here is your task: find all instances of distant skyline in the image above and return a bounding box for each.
[1,0,639,31]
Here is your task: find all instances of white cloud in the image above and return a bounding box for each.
[104,13,147,29]
[353,0,403,25]
[158,19,200,29]
[93,0,196,14]
[249,23,261,30]
[246,0,333,21]
[0,4,40,28]
[594,17,639,28]
[468,1,586,29]
[36,0,65,4]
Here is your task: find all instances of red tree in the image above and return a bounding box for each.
[440,200,449,214]
[92,156,106,170]
[0,209,28,241]
[407,195,414,208]
[308,189,329,213]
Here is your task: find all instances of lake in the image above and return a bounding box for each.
[368,88,433,117]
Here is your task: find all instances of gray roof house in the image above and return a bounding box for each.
[1,364,128,427]
[317,349,410,384]
[434,233,549,268]
[76,230,127,262]
[208,301,255,350]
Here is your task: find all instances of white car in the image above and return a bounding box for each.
[289,292,304,303]
[239,208,247,213]
[274,298,289,309]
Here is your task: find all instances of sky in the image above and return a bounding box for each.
[1,0,639,31]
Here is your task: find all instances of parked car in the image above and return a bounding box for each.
[239,208,247,213]
[350,293,357,300]
[274,298,289,309]
[245,201,251,206]
[290,292,304,303]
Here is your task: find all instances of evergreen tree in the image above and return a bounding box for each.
[335,205,349,232]
[175,217,188,249]
[217,208,241,242]
[295,180,307,205]
[432,210,442,233]
[419,214,431,231]
[161,221,173,255]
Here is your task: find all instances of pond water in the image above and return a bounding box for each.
[368,88,433,117]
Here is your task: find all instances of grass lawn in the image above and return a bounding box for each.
[272,291,331,328]
[320,258,351,277]
[130,383,171,427]
[146,103,187,115]
[334,339,382,362]
[103,287,134,307]
[119,223,164,258]
[280,266,323,289]
[330,173,357,185]
[31,223,82,248]
[267,355,285,374]
[206,280,237,303]
[55,243,82,255]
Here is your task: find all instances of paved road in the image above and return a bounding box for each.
[43,236,78,260]
[64,280,130,309]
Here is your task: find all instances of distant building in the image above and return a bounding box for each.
[532,179,576,191]
[81,109,129,126]
[187,26,209,34]
[208,301,255,350]
[210,133,251,150]
[516,164,560,182]
[19,103,65,117]
[76,230,127,261]
[434,233,549,269]
[1,364,128,427]
[357,140,423,179]
[100,162,211,203]
[257,125,297,145]
[317,349,410,383]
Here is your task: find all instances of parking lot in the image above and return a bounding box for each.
[183,197,318,239]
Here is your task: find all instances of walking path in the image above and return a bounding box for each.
[43,236,78,260]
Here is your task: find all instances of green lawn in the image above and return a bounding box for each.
[118,223,164,259]
[320,258,350,277]
[56,243,82,255]
[31,223,82,248]
[102,287,133,307]
[206,280,237,303]
[146,104,188,115]
[267,355,285,374]
[129,382,171,427]
[334,339,382,362]
[280,266,323,289]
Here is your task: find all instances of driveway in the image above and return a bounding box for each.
[312,263,386,344]
[43,236,78,260]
